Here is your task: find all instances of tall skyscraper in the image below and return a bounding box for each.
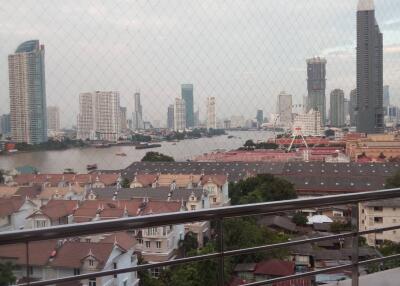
[167,105,174,130]
[356,0,384,133]
[120,107,127,132]
[383,85,390,115]
[206,97,216,130]
[349,89,357,126]
[47,106,60,133]
[8,40,47,144]
[0,114,11,136]
[329,89,345,127]
[174,98,186,132]
[77,91,120,141]
[306,57,327,125]
[181,84,194,128]
[344,98,350,123]
[277,91,293,127]
[132,92,143,130]
[256,110,264,126]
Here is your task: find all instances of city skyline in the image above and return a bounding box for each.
[0,0,399,128]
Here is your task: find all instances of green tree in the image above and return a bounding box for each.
[330,221,350,233]
[244,140,256,148]
[292,212,308,226]
[0,262,16,286]
[385,171,400,188]
[181,232,199,256]
[0,170,4,184]
[229,174,297,205]
[141,152,175,162]
[121,178,130,188]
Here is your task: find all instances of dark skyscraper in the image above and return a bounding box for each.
[181,84,194,128]
[349,89,357,127]
[167,104,174,130]
[256,110,263,126]
[307,57,327,125]
[329,89,345,127]
[356,0,383,133]
[133,92,143,130]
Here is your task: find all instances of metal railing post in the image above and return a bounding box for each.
[26,242,30,286]
[351,204,359,286]
[217,218,224,286]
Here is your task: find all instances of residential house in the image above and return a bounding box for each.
[359,198,400,246]
[26,200,78,229]
[0,239,139,286]
[0,196,37,231]
[129,174,158,188]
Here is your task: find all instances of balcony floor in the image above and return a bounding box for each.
[326,268,400,286]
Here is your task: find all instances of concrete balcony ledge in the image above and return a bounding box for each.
[326,268,400,286]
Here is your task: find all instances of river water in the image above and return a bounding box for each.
[0,131,273,173]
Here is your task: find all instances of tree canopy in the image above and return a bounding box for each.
[292,212,308,226]
[0,262,16,286]
[385,171,400,188]
[141,152,175,162]
[229,174,297,205]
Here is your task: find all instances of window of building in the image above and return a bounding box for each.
[138,238,143,244]
[374,217,383,223]
[89,259,94,266]
[213,198,217,203]
[148,227,157,236]
[151,268,161,278]
[393,219,397,223]
[29,266,33,275]
[113,262,117,278]
[393,208,397,212]
[35,220,47,228]
[156,241,161,249]
[373,206,383,212]
[146,241,151,248]
[375,239,383,246]
[393,230,397,235]
[74,268,80,275]
[191,205,196,211]
[89,278,96,286]
[85,238,91,243]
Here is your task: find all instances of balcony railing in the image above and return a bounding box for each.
[2,188,400,286]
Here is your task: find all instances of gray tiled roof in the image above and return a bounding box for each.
[90,187,205,202]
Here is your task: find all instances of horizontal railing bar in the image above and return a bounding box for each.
[359,224,400,235]
[246,253,400,286]
[17,237,400,286]
[358,253,400,266]
[224,231,355,257]
[2,188,400,245]
[242,263,353,286]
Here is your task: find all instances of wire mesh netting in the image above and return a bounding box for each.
[0,0,399,172]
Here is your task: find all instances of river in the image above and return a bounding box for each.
[0,131,273,173]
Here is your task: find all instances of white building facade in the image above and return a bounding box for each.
[292,109,323,136]
[77,91,121,141]
[277,91,293,127]
[174,98,186,132]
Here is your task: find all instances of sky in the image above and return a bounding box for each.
[0,0,399,128]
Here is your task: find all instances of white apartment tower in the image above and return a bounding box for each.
[8,40,47,144]
[174,98,186,132]
[47,106,60,133]
[206,97,216,130]
[292,109,322,136]
[277,91,293,127]
[77,91,120,141]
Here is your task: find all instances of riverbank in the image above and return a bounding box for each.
[0,131,273,173]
